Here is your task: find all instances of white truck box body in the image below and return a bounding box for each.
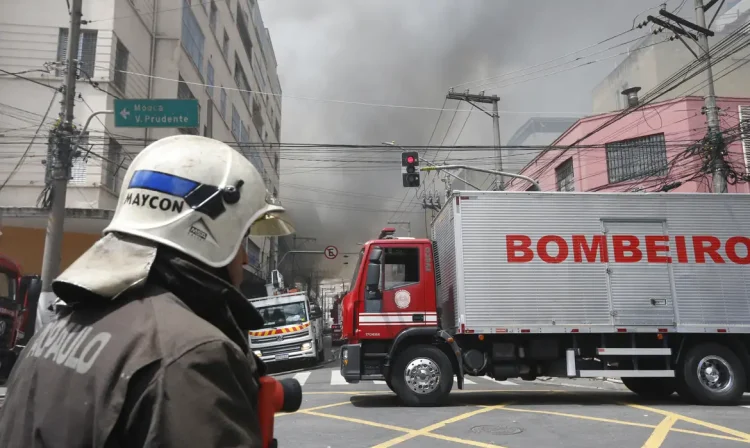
[432,191,750,334]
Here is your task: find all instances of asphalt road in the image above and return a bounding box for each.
[271,354,750,448]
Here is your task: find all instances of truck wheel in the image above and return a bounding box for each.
[385,378,395,393]
[390,345,453,407]
[621,377,676,399]
[678,343,746,406]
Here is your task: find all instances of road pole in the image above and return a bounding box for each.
[39,0,83,308]
[491,99,504,190]
[694,0,726,193]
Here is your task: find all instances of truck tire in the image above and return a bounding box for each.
[678,343,747,406]
[621,377,676,399]
[390,344,453,407]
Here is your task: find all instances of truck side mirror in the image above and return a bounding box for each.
[369,247,383,263]
[364,262,382,312]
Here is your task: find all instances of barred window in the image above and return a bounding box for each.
[222,30,230,60]
[252,99,263,135]
[234,54,252,108]
[113,40,129,92]
[605,133,668,184]
[555,158,575,192]
[56,28,98,78]
[181,0,204,72]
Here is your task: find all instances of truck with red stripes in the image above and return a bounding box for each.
[339,191,750,406]
[248,291,324,366]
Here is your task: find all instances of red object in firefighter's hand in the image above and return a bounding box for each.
[258,376,302,448]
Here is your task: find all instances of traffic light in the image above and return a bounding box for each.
[401,151,420,187]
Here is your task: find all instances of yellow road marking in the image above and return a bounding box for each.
[642,415,678,448]
[302,409,504,448]
[371,404,509,448]
[276,400,352,417]
[494,406,748,443]
[628,403,750,442]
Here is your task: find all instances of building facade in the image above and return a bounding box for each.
[0,0,283,284]
[507,96,750,194]
[592,1,750,114]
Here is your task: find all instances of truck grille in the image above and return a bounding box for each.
[261,342,304,355]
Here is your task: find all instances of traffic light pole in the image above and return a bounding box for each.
[422,165,541,191]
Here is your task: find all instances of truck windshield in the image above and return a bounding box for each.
[256,302,308,328]
[349,249,364,289]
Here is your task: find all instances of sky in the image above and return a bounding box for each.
[257,0,686,281]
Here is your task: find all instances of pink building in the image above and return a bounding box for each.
[507,96,750,194]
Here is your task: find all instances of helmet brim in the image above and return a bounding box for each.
[249,204,296,237]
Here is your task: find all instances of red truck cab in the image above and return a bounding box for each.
[339,228,463,403]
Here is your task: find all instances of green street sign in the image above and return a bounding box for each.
[114,98,199,128]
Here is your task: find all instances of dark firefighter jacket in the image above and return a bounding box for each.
[0,247,266,447]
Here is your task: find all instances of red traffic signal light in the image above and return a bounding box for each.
[406,156,415,164]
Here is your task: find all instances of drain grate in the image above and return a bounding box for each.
[470,425,523,436]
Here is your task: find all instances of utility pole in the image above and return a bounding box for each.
[648,2,726,192]
[39,0,83,309]
[446,90,503,189]
[694,0,726,193]
[387,221,411,237]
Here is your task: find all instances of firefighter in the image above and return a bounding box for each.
[0,135,295,447]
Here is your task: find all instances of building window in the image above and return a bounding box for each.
[234,54,252,108]
[104,138,125,193]
[177,75,200,135]
[181,0,204,74]
[220,87,227,118]
[222,30,230,61]
[206,60,214,97]
[56,28,98,78]
[231,105,240,140]
[209,0,218,35]
[70,131,89,185]
[555,158,575,192]
[383,247,419,290]
[252,99,263,135]
[274,118,280,139]
[113,40,129,92]
[605,133,668,184]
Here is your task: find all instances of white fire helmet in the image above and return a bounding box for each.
[103,134,295,268]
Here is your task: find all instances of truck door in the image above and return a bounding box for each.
[377,246,428,338]
[603,220,676,326]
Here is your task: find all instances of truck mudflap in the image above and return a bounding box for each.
[340,343,361,383]
[384,327,465,389]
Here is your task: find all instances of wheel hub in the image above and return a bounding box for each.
[697,355,733,392]
[404,357,440,394]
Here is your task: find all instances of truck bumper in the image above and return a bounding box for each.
[254,348,316,363]
[340,343,361,383]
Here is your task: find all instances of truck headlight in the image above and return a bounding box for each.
[342,348,348,360]
[301,342,312,351]
[253,350,262,357]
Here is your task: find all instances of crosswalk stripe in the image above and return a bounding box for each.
[330,369,349,385]
[293,371,311,386]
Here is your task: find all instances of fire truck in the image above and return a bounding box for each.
[0,255,42,382]
[340,191,750,406]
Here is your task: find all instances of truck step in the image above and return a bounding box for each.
[579,370,675,378]
[596,348,671,356]
[363,353,387,359]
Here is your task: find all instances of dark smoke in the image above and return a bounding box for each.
[259,0,663,280]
